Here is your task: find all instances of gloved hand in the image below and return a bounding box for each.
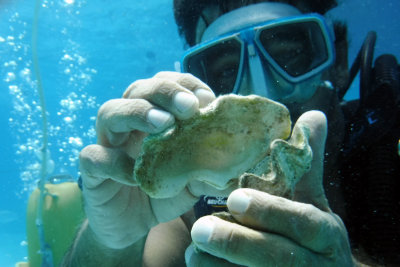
[186,111,355,266]
[79,71,221,249]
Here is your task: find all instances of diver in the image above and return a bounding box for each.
[24,0,399,266]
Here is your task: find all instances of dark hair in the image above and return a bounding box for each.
[174,0,338,46]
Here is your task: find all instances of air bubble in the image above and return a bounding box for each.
[5,1,100,196]
[68,136,83,147]
[64,116,73,123]
[62,54,73,61]
[9,85,19,94]
[19,68,31,79]
[76,55,85,65]
[86,127,96,138]
[4,72,15,82]
[4,60,17,67]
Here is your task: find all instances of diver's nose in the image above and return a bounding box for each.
[247,43,270,97]
[237,43,295,102]
[237,43,273,98]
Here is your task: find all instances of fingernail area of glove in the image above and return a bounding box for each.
[147,109,175,131]
[194,88,215,107]
[227,189,251,214]
[191,216,215,245]
[173,92,199,115]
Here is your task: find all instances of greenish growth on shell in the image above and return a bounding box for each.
[134,94,311,199]
[240,121,313,198]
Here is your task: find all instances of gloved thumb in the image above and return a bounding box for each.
[292,111,330,212]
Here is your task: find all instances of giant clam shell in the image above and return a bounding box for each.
[134,94,294,198]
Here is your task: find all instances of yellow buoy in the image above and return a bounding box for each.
[25,182,85,267]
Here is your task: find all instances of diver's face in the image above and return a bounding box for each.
[192,3,331,104]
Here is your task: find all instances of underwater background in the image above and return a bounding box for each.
[0,0,398,265]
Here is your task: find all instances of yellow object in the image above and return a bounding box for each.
[25,182,85,267]
[15,262,29,267]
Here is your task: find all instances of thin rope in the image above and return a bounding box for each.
[32,0,54,266]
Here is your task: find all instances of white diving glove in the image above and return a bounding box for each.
[79,71,222,249]
[186,111,355,267]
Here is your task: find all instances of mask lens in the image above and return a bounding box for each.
[183,37,242,95]
[258,20,329,77]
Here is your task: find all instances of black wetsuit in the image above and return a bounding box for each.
[339,99,400,265]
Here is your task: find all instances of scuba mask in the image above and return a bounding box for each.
[181,3,335,103]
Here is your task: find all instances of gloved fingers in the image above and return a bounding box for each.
[124,77,198,120]
[123,72,215,118]
[150,186,199,223]
[80,144,199,216]
[227,188,342,253]
[82,176,158,249]
[96,98,174,146]
[185,243,241,267]
[190,215,323,267]
[291,110,330,211]
[153,71,215,107]
[79,144,162,249]
[79,144,137,188]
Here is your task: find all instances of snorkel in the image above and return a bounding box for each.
[197,3,335,104]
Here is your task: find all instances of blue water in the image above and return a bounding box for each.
[0,0,399,266]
